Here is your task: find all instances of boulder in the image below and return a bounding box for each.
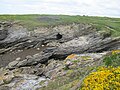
[44,59,64,79]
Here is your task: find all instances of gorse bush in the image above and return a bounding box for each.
[112,50,120,55]
[82,66,120,90]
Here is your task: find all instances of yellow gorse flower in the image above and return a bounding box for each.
[82,66,120,90]
[112,50,120,55]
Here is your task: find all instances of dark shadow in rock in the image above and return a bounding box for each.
[56,33,62,40]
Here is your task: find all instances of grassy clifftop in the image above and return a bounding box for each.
[0,15,120,37]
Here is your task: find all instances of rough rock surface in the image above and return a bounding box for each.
[0,30,8,41]
[0,22,119,54]
[51,33,120,59]
[6,33,120,69]
[39,52,109,90]
[0,23,28,48]
[0,68,48,90]
[0,52,108,90]
[7,51,53,69]
[0,21,120,90]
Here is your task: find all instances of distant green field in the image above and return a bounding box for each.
[0,14,120,37]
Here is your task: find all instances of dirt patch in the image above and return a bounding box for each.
[0,47,46,67]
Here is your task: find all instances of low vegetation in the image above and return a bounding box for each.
[82,66,120,90]
[0,15,120,37]
[81,52,120,90]
[103,51,120,67]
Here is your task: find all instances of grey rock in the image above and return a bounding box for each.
[26,55,32,59]
[44,60,64,78]
[6,33,120,69]
[7,51,53,68]
[8,60,19,68]
[10,75,47,90]
[3,75,14,84]
[0,30,8,40]
[53,33,120,59]
[20,67,44,76]
[0,73,47,90]
[0,23,97,52]
[0,86,10,90]
[0,25,29,49]
[15,57,21,61]
[0,80,4,85]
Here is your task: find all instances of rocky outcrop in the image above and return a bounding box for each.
[33,23,96,39]
[2,22,115,55]
[0,21,120,90]
[38,52,109,90]
[0,67,48,90]
[6,33,120,69]
[7,51,53,69]
[52,33,120,59]
[0,23,94,53]
[0,22,29,49]
[0,52,108,90]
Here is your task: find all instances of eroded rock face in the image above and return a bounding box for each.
[0,23,92,53]
[0,30,8,41]
[0,21,120,90]
[38,52,110,90]
[1,22,118,55]
[33,23,96,40]
[0,52,108,90]
[44,52,107,79]
[52,33,120,59]
[44,59,64,79]
[0,64,48,90]
[7,51,53,69]
[0,72,48,90]
[6,33,120,69]
[0,23,29,49]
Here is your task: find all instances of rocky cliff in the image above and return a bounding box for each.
[0,21,120,90]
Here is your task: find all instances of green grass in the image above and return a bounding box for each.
[0,14,120,37]
[103,53,120,67]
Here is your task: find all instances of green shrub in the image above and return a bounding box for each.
[103,53,120,67]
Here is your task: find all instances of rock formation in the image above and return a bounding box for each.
[0,21,119,90]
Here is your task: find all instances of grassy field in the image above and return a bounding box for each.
[0,14,120,37]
